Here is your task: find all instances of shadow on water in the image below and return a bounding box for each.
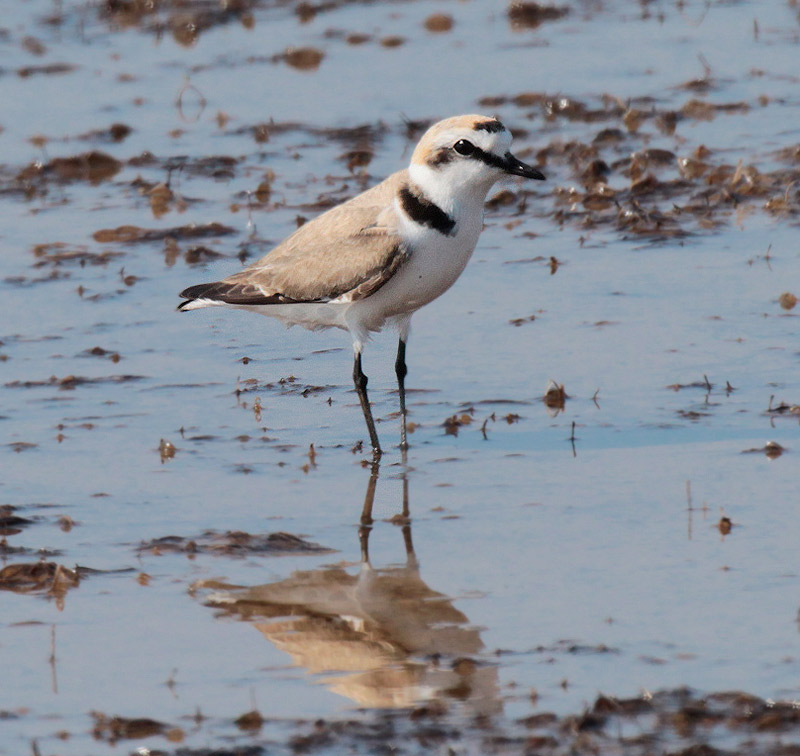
[194,456,500,713]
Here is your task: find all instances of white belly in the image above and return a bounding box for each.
[349,213,483,331]
[380,241,471,312]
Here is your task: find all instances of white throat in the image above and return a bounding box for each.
[408,162,497,216]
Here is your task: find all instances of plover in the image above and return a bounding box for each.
[178,114,545,457]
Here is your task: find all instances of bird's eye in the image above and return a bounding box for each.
[453,139,475,156]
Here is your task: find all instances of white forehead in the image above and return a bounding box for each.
[411,115,512,165]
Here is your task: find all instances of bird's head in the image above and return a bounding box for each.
[409,114,545,202]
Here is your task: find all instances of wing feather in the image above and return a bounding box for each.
[194,170,410,305]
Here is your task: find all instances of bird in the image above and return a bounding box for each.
[178,114,545,457]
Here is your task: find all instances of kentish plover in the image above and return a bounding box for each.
[178,114,545,457]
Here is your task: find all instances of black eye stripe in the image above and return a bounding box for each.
[452,140,507,169]
[447,140,512,171]
[469,146,509,170]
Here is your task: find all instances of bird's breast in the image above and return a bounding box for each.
[369,218,483,317]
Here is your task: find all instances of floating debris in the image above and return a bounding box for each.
[667,376,715,392]
[282,46,324,71]
[17,62,76,77]
[81,346,122,362]
[676,409,711,421]
[235,375,330,398]
[76,122,132,143]
[508,2,569,30]
[0,561,79,597]
[138,531,335,557]
[742,441,786,458]
[31,242,123,267]
[7,442,37,453]
[443,412,473,436]
[424,13,453,33]
[158,438,177,462]
[93,222,236,245]
[766,396,800,416]
[91,712,173,745]
[0,505,35,536]
[234,709,264,732]
[509,314,536,327]
[17,150,121,184]
[543,380,567,412]
[4,374,145,390]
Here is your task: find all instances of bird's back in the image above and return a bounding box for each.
[228,170,408,293]
[181,170,409,307]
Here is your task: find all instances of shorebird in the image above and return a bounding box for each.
[178,114,545,457]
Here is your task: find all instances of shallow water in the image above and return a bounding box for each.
[2,1,800,754]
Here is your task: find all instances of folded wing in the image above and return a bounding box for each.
[179,171,409,309]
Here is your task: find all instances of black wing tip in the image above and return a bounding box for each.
[178,282,219,310]
[180,282,216,299]
[177,281,219,311]
[177,280,300,307]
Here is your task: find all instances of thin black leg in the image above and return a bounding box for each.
[353,351,382,457]
[395,338,408,450]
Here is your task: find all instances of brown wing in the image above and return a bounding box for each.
[179,171,409,307]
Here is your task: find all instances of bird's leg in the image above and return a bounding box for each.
[395,338,409,450]
[359,457,380,559]
[360,457,380,526]
[353,351,382,458]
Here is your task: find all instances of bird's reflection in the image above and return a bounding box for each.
[199,456,500,713]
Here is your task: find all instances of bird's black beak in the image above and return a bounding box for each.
[503,152,545,180]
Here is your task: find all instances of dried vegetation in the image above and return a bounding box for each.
[477,90,800,240]
[38,687,800,755]
[137,530,334,557]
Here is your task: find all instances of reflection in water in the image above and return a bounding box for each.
[0,561,80,611]
[199,460,500,712]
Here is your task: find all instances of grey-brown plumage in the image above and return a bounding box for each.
[178,171,410,309]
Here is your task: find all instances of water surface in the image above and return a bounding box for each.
[1,1,800,753]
